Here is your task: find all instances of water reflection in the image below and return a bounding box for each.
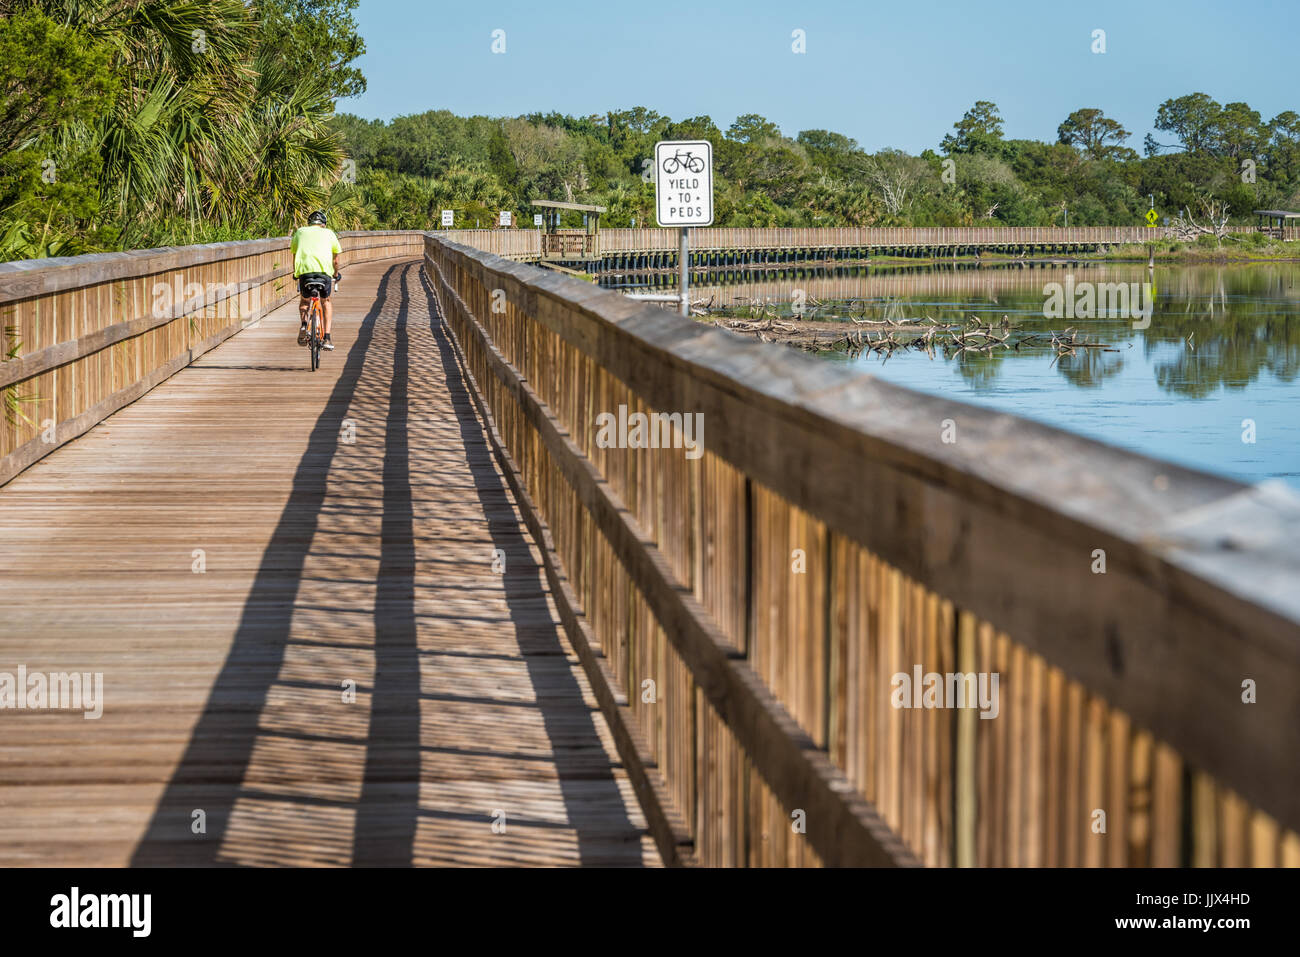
[611,261,1300,487]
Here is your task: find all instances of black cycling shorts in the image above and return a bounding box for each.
[297,273,333,299]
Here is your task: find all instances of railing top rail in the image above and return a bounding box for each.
[0,230,426,303]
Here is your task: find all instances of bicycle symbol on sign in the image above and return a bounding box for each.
[661,150,706,175]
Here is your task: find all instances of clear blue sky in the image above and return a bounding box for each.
[346,0,1300,153]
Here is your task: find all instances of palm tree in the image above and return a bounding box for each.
[2,0,355,252]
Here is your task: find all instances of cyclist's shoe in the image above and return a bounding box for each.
[297,322,309,346]
[322,335,334,351]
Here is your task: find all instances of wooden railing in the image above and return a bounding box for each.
[599,226,1172,252]
[434,225,1300,262]
[438,228,542,259]
[0,230,424,485]
[1254,226,1300,240]
[424,232,1300,867]
[542,230,597,258]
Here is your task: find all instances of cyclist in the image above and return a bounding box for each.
[291,210,343,350]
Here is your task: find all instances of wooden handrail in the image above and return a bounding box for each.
[424,232,1300,867]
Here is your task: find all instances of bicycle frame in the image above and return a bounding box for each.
[300,273,337,372]
[304,292,324,371]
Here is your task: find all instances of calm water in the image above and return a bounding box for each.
[652,262,1300,488]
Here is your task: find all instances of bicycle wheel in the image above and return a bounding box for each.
[687,156,705,173]
[308,300,322,371]
[662,157,680,175]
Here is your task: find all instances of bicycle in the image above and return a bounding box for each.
[661,150,706,175]
[301,274,338,372]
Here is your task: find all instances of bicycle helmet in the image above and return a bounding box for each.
[308,210,327,226]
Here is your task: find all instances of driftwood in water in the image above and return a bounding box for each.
[709,312,1119,362]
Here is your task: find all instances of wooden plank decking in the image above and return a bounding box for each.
[0,258,659,867]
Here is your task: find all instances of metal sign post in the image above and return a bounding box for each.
[653,140,713,318]
[679,228,689,317]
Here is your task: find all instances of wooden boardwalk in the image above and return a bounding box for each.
[0,258,659,867]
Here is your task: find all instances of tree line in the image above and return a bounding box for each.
[341,97,1300,232]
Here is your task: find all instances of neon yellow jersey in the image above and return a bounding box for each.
[291,225,342,277]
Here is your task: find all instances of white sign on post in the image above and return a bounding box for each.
[534,213,543,226]
[441,209,454,228]
[499,210,512,227]
[654,140,713,226]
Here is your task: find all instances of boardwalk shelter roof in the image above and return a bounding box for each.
[531,199,608,213]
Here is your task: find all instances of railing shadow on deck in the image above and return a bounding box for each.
[129,261,408,866]
[419,272,643,867]
[131,259,646,866]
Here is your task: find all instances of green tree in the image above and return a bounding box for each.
[1216,101,1268,159]
[941,101,1004,155]
[256,0,367,101]
[488,124,519,186]
[1265,111,1300,183]
[663,115,722,144]
[726,114,781,143]
[503,119,588,203]
[1057,108,1134,161]
[797,129,870,179]
[0,8,117,256]
[1148,92,1222,154]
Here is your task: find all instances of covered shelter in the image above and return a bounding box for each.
[1253,209,1300,237]
[532,199,607,260]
